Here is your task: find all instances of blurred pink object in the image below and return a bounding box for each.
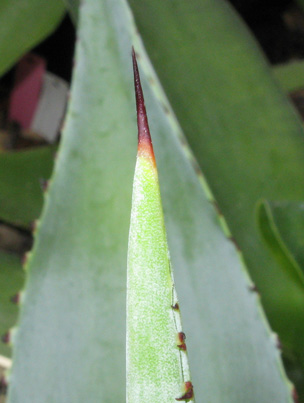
[8,53,46,130]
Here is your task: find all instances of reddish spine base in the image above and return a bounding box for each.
[132,48,156,165]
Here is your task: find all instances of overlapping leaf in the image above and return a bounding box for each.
[0,0,65,77]
[0,147,55,229]
[258,200,304,287]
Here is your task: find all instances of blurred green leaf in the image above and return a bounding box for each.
[0,0,65,77]
[128,0,304,369]
[8,0,293,402]
[62,0,79,25]
[273,61,304,93]
[0,147,55,229]
[0,251,24,358]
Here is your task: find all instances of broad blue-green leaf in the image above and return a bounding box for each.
[0,0,65,77]
[8,1,293,402]
[127,0,304,372]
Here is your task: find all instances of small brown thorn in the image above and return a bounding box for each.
[11,293,20,305]
[162,103,170,115]
[30,220,38,234]
[2,331,10,344]
[39,178,49,193]
[0,376,7,395]
[194,163,202,177]
[132,47,155,163]
[60,120,66,133]
[228,236,241,252]
[21,252,28,267]
[275,335,282,351]
[171,303,180,310]
[292,387,299,403]
[210,199,223,216]
[248,284,259,293]
[177,332,187,351]
[176,381,194,401]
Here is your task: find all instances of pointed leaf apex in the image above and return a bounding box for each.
[132,47,155,163]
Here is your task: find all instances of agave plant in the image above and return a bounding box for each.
[0,0,304,401]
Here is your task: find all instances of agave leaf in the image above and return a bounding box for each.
[127,51,193,402]
[0,0,65,77]
[257,200,304,288]
[127,0,304,368]
[8,0,292,402]
[0,251,24,358]
[0,147,55,229]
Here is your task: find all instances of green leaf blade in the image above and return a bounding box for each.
[127,56,192,401]
[127,155,185,402]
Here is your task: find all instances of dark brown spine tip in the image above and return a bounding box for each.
[171,303,180,310]
[132,47,154,158]
[176,381,194,401]
[177,332,187,351]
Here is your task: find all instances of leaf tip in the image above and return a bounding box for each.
[132,47,155,163]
